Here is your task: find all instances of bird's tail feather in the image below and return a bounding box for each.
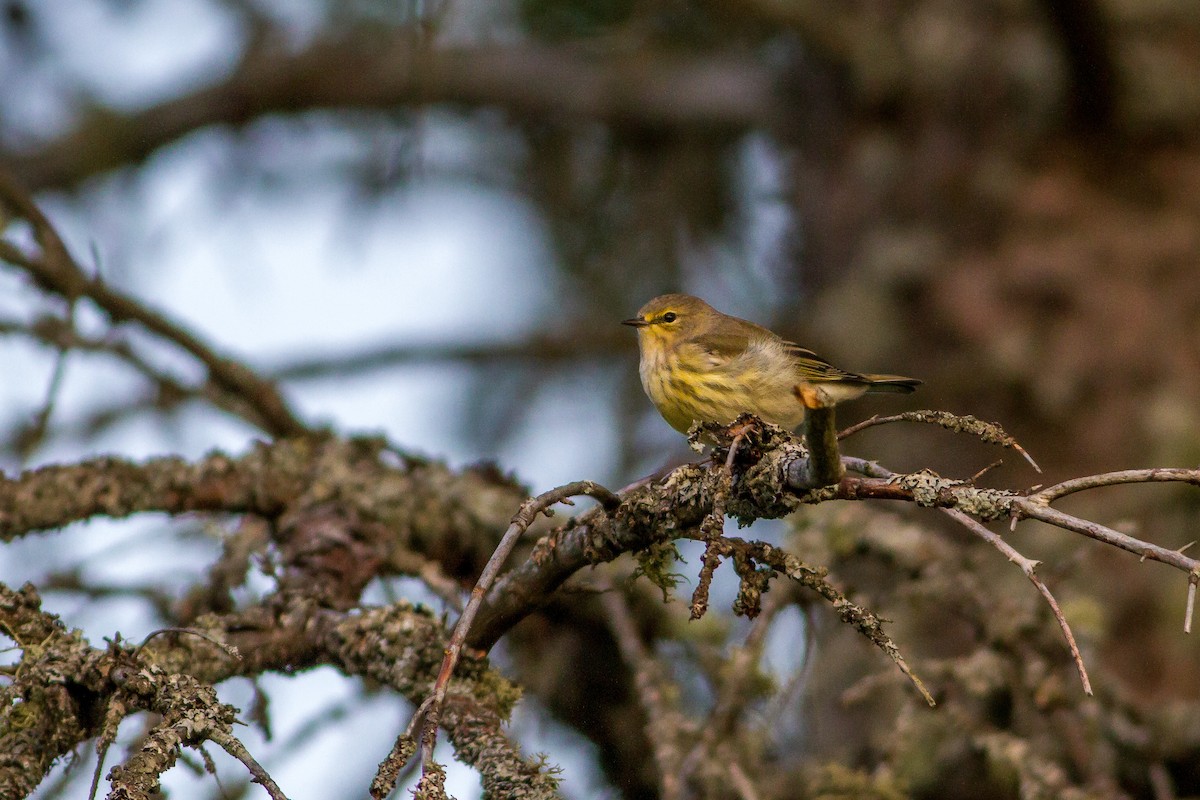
[863,375,922,394]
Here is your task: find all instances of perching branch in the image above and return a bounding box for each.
[470,417,1200,687]
[4,410,1200,794]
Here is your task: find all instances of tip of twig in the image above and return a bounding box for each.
[968,459,1004,484]
[1186,579,1196,634]
[911,672,937,708]
[1014,443,1042,474]
[890,653,936,707]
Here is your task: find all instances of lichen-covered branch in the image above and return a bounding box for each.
[0,585,100,799]
[0,580,557,800]
[0,437,526,584]
[4,410,1200,795]
[471,424,1200,661]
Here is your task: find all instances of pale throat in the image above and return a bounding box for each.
[637,335,674,402]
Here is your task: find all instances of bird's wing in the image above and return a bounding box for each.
[688,314,780,363]
[691,330,753,362]
[690,323,867,383]
[782,341,868,382]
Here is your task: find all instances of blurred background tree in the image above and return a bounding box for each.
[2,0,1199,798]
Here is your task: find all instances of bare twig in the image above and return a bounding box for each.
[1012,499,1200,575]
[20,335,70,459]
[87,743,107,800]
[417,480,621,770]
[1028,468,1200,504]
[1187,575,1197,635]
[209,730,290,800]
[138,627,242,659]
[943,508,1092,694]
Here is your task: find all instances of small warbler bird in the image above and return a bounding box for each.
[623,293,920,433]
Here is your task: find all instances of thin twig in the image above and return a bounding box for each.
[1012,500,1200,574]
[1028,468,1200,504]
[209,730,290,800]
[417,480,621,769]
[87,742,108,800]
[21,337,70,459]
[968,459,1005,484]
[1187,576,1197,635]
[943,508,1092,694]
[137,627,241,660]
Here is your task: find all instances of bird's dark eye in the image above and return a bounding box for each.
[662,312,677,323]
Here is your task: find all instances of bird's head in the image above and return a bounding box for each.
[622,294,715,349]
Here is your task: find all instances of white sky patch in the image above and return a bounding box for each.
[38,0,243,109]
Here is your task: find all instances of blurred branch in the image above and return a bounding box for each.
[270,330,630,381]
[0,172,308,438]
[1038,0,1118,130]
[0,436,526,593]
[600,580,688,800]
[7,35,778,192]
[0,314,233,451]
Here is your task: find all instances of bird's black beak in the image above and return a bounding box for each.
[622,317,649,328]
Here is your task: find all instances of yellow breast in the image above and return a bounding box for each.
[637,336,806,432]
